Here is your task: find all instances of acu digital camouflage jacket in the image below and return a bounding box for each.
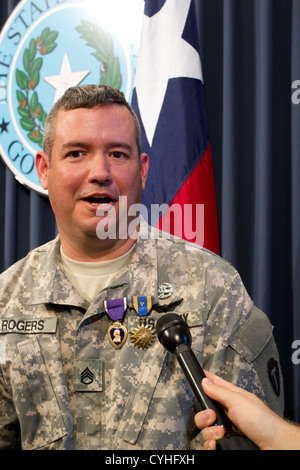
[0,222,284,449]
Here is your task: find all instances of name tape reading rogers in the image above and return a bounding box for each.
[0,318,57,333]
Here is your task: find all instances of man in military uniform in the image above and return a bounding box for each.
[0,85,284,450]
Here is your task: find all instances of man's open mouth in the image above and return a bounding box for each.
[83,195,115,206]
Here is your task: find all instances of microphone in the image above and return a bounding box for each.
[156,313,259,450]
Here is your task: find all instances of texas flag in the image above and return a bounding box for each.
[132,0,219,254]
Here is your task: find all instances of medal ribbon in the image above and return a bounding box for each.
[131,296,153,317]
[104,298,127,322]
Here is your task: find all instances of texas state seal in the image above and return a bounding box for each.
[0,0,142,194]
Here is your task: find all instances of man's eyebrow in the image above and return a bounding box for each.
[106,141,135,152]
[61,141,135,151]
[62,141,90,149]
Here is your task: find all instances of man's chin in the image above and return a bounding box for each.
[83,219,120,243]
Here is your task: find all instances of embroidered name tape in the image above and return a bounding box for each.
[0,318,57,334]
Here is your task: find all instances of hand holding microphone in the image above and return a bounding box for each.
[156,313,259,450]
[194,370,286,450]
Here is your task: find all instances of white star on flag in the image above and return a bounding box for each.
[44,52,90,103]
[134,0,203,147]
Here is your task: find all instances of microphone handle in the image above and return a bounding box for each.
[176,346,259,450]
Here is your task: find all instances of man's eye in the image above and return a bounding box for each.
[111,151,126,159]
[68,151,83,158]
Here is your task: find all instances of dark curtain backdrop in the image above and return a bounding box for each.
[1,0,300,422]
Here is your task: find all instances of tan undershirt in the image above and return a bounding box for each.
[60,244,135,302]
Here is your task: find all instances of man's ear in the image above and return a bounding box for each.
[140,152,149,191]
[35,151,50,190]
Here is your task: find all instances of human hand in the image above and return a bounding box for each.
[194,371,294,450]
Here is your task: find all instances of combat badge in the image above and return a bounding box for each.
[158,282,174,299]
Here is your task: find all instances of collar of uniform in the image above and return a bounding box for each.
[82,221,159,319]
[26,221,158,309]
[26,236,89,309]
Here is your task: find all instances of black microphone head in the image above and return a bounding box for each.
[156,313,192,354]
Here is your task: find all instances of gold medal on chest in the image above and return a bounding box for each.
[130,318,155,349]
[130,296,155,349]
[107,322,128,349]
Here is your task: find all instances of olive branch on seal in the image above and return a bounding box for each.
[15,28,58,148]
[76,20,122,90]
[14,22,121,149]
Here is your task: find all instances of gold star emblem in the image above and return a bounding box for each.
[130,320,155,349]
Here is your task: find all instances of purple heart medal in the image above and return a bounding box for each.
[104,298,128,349]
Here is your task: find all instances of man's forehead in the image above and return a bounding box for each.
[56,105,134,132]
[52,105,138,151]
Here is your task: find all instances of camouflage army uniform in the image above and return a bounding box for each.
[0,221,284,450]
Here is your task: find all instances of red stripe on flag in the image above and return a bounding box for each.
[157,144,220,254]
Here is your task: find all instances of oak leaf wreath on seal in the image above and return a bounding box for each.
[15,22,122,149]
[75,20,122,90]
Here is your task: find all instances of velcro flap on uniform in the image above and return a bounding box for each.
[228,307,273,363]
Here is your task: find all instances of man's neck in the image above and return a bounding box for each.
[59,235,138,262]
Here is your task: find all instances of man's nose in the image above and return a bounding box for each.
[87,153,112,185]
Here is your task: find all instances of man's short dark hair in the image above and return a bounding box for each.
[43,84,142,156]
